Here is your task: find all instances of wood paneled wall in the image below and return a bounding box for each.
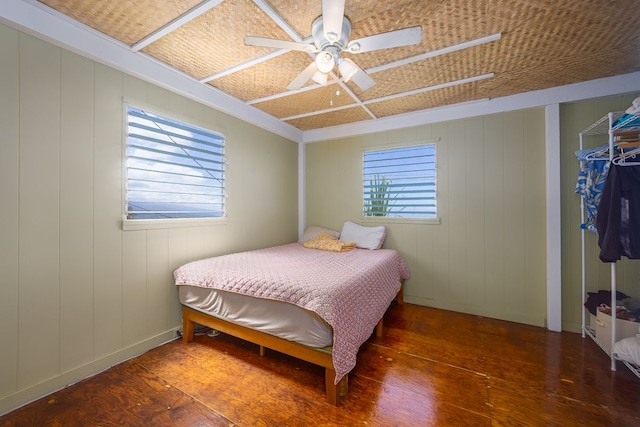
[0,25,298,414]
[305,109,548,327]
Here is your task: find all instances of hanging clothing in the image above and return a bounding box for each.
[575,158,610,232]
[596,163,640,262]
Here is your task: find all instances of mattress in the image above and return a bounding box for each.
[178,285,333,348]
[174,242,411,383]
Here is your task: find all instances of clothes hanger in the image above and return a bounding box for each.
[612,147,640,165]
[582,144,617,160]
[617,141,640,149]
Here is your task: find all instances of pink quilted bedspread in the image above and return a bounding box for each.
[174,242,411,383]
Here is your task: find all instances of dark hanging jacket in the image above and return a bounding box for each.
[596,162,640,262]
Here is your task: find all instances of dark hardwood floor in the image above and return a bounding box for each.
[1,303,639,426]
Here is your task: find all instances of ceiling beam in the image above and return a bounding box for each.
[131,0,224,52]
[200,49,290,83]
[251,0,303,42]
[362,73,495,105]
[333,77,377,120]
[367,33,502,75]
[280,73,493,122]
[280,73,377,122]
[282,102,359,121]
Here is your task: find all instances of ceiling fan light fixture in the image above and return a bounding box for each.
[311,70,328,85]
[338,59,358,82]
[315,51,335,73]
[251,3,423,93]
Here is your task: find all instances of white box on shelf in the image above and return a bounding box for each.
[594,309,640,353]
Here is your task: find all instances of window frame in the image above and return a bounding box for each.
[360,139,441,225]
[122,101,228,231]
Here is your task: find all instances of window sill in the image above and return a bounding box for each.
[360,216,441,225]
[122,216,228,231]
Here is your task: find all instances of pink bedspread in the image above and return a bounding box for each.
[174,242,411,383]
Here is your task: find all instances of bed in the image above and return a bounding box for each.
[173,224,411,405]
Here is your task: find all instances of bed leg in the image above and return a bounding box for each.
[325,368,339,406]
[181,308,195,343]
[396,281,404,305]
[259,345,265,356]
[376,317,384,337]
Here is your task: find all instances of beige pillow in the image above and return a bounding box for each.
[303,232,356,252]
[298,225,340,243]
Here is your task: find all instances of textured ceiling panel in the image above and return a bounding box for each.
[252,84,356,119]
[208,51,324,101]
[285,106,372,130]
[141,0,292,80]
[37,0,640,131]
[366,81,487,118]
[351,44,496,101]
[267,0,322,38]
[39,0,203,46]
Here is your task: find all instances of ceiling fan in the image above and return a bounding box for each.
[244,0,422,91]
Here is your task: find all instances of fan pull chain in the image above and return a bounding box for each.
[330,87,340,106]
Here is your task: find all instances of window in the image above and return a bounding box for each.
[363,144,436,218]
[125,106,225,220]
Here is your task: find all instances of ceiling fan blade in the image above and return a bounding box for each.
[287,62,319,91]
[345,59,375,91]
[346,26,423,53]
[244,36,318,52]
[322,0,346,42]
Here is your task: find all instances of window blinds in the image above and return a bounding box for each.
[126,106,225,220]
[363,144,436,218]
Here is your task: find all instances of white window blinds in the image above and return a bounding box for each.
[363,144,436,218]
[126,106,225,220]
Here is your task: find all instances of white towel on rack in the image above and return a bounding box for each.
[625,96,640,115]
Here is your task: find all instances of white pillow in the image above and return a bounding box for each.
[298,226,340,243]
[340,221,386,250]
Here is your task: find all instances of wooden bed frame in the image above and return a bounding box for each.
[181,282,404,406]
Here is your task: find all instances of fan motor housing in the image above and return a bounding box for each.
[312,16,351,51]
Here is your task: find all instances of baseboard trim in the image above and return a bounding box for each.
[0,328,179,416]
[404,296,546,328]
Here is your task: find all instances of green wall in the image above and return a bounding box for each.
[0,23,298,414]
[306,109,548,327]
